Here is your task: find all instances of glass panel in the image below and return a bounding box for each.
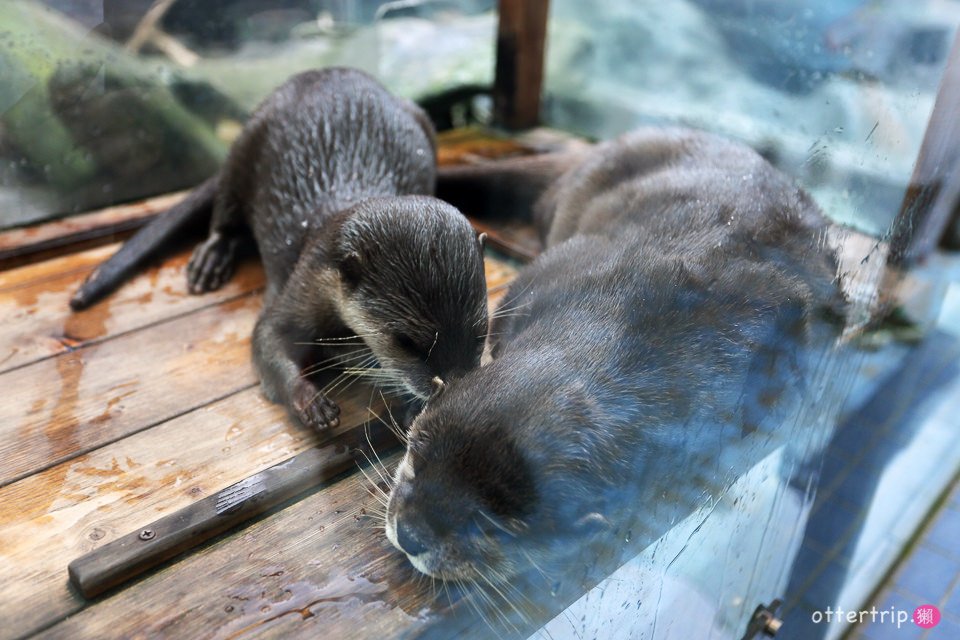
[531,1,960,639]
[0,0,495,228]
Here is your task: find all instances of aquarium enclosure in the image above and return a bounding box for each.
[1,1,959,639]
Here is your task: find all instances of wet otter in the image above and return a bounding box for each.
[70,68,488,430]
[386,128,846,582]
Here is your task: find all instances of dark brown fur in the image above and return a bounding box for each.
[386,128,846,582]
[71,68,488,430]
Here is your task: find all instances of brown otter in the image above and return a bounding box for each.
[385,128,846,583]
[70,68,488,430]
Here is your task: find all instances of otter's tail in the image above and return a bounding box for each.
[435,148,589,225]
[70,175,219,310]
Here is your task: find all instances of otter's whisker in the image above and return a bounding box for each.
[476,566,527,631]
[321,356,374,396]
[329,367,368,397]
[442,579,455,609]
[477,510,516,538]
[470,573,519,634]
[363,424,395,486]
[488,310,529,319]
[459,579,498,634]
[377,391,408,444]
[302,332,384,345]
[318,369,351,397]
[300,347,373,377]
[521,549,552,583]
[354,464,389,509]
[355,451,393,498]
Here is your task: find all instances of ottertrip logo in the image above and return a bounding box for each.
[810,604,941,629]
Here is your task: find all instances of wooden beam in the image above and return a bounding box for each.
[888,30,960,265]
[493,0,550,130]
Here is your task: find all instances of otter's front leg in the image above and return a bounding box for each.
[252,308,341,431]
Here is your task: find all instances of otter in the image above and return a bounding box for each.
[385,128,846,583]
[70,68,488,430]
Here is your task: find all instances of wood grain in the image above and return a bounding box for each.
[39,450,435,640]
[0,234,518,638]
[67,421,399,599]
[0,386,391,639]
[0,294,261,487]
[0,245,264,374]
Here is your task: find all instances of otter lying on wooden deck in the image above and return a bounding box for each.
[69,68,488,432]
[387,128,847,588]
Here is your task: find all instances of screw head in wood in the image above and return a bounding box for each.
[138,529,156,541]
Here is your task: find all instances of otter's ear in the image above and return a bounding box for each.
[430,376,447,401]
[477,232,487,250]
[339,251,363,287]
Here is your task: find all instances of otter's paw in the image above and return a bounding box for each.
[187,232,237,294]
[291,379,341,430]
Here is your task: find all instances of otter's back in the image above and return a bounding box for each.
[231,68,436,285]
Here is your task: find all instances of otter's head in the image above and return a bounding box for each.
[384,369,614,582]
[335,195,488,398]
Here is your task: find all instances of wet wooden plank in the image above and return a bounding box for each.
[38,449,436,640]
[0,248,514,487]
[0,191,188,270]
[435,128,534,166]
[0,294,261,488]
[0,245,264,374]
[0,246,517,637]
[0,386,387,639]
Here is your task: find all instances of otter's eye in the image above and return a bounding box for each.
[396,333,420,354]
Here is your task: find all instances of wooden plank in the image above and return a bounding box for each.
[0,294,261,487]
[0,248,514,486]
[67,422,399,599]
[0,245,264,374]
[0,191,188,270]
[0,386,386,639]
[0,249,517,637]
[493,0,551,130]
[39,452,432,640]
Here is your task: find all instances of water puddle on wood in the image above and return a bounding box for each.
[215,570,419,639]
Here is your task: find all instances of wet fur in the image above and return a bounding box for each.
[72,68,488,429]
[386,128,846,584]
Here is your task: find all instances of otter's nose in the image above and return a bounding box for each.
[395,520,428,557]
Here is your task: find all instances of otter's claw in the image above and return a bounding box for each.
[187,232,238,294]
[291,379,340,430]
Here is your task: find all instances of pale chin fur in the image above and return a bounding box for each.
[408,553,435,576]
[337,295,428,398]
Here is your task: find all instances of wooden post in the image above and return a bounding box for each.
[888,30,960,265]
[493,0,550,130]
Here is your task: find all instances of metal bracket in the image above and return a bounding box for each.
[741,599,784,639]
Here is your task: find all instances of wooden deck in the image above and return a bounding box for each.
[0,189,525,638]
[0,123,908,639]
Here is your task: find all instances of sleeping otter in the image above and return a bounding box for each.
[385,128,846,583]
[70,68,488,430]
